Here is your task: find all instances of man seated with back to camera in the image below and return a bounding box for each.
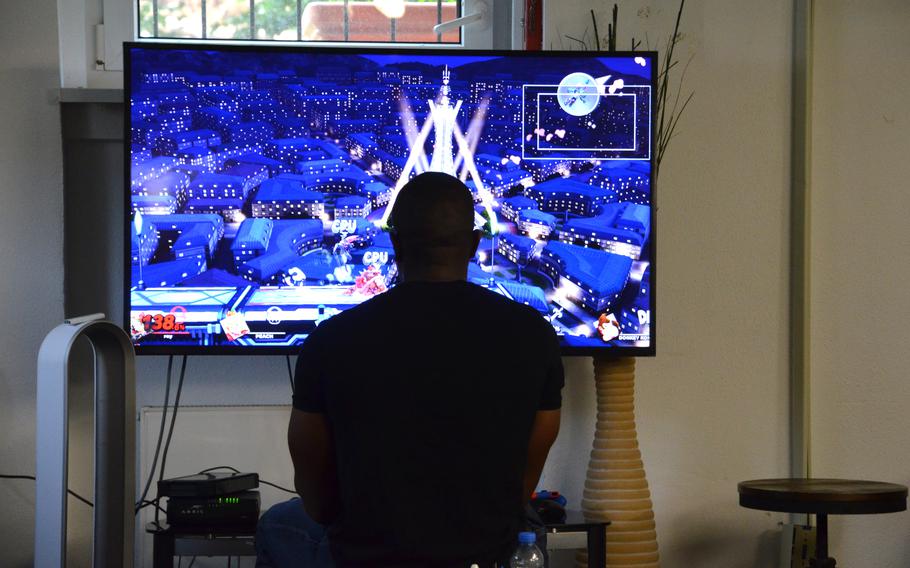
[256,172,564,568]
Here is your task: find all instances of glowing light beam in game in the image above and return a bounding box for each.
[399,98,430,173]
[382,67,499,233]
[381,104,437,222]
[454,96,489,177]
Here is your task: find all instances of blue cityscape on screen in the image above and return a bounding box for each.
[128,46,653,351]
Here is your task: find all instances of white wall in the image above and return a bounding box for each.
[0,1,64,566]
[810,1,910,566]
[544,2,793,567]
[23,1,910,567]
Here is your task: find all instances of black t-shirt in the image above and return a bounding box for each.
[293,279,564,568]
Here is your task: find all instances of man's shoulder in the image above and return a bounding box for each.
[313,294,388,335]
[308,281,553,341]
[306,288,397,339]
[463,283,558,344]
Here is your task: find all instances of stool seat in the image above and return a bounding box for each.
[738,478,907,568]
[739,478,908,515]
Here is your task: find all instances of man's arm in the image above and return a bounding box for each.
[523,409,561,500]
[287,408,339,524]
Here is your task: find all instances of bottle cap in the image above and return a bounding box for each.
[518,531,536,544]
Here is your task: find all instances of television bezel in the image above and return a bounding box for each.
[123,41,657,357]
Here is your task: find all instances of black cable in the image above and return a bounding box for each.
[194,467,296,494]
[136,492,160,516]
[198,466,241,474]
[258,479,297,494]
[136,355,175,513]
[187,558,196,568]
[156,354,188,524]
[0,474,94,507]
[285,355,295,395]
[137,499,166,515]
[158,355,188,484]
[69,490,96,508]
[0,474,38,481]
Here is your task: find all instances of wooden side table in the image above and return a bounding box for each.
[738,478,907,567]
[147,514,609,567]
[147,522,257,568]
[546,511,610,568]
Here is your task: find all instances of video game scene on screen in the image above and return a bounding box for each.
[128,48,653,350]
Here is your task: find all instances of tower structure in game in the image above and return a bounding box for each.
[429,66,458,174]
[382,67,497,230]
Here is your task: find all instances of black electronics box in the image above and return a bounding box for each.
[166,490,261,527]
[158,472,259,497]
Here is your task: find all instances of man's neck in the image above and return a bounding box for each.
[398,265,467,283]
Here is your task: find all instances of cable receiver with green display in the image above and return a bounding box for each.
[157,471,262,529]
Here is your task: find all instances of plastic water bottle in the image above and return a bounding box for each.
[509,531,544,567]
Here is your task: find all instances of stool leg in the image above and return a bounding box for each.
[809,514,836,568]
[153,529,175,568]
[587,524,606,568]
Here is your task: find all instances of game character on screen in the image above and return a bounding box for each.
[596,313,621,342]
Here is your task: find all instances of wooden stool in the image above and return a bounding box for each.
[738,478,907,567]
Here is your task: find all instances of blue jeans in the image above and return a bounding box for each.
[256,499,548,568]
[255,498,334,568]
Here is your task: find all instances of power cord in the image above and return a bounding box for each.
[138,498,167,515]
[196,466,296,495]
[155,355,188,525]
[259,479,296,495]
[198,465,242,474]
[3,356,188,516]
[136,355,175,513]
[0,474,93,507]
[158,355,188,485]
[135,354,188,520]
[11,353,297,527]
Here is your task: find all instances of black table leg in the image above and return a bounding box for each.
[809,513,836,568]
[152,528,175,568]
[586,524,605,568]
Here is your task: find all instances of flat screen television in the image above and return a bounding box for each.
[125,43,655,355]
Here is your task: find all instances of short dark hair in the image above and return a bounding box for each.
[388,172,475,248]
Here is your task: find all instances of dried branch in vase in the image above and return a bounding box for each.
[567,0,694,182]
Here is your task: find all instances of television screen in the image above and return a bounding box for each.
[125,43,655,355]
